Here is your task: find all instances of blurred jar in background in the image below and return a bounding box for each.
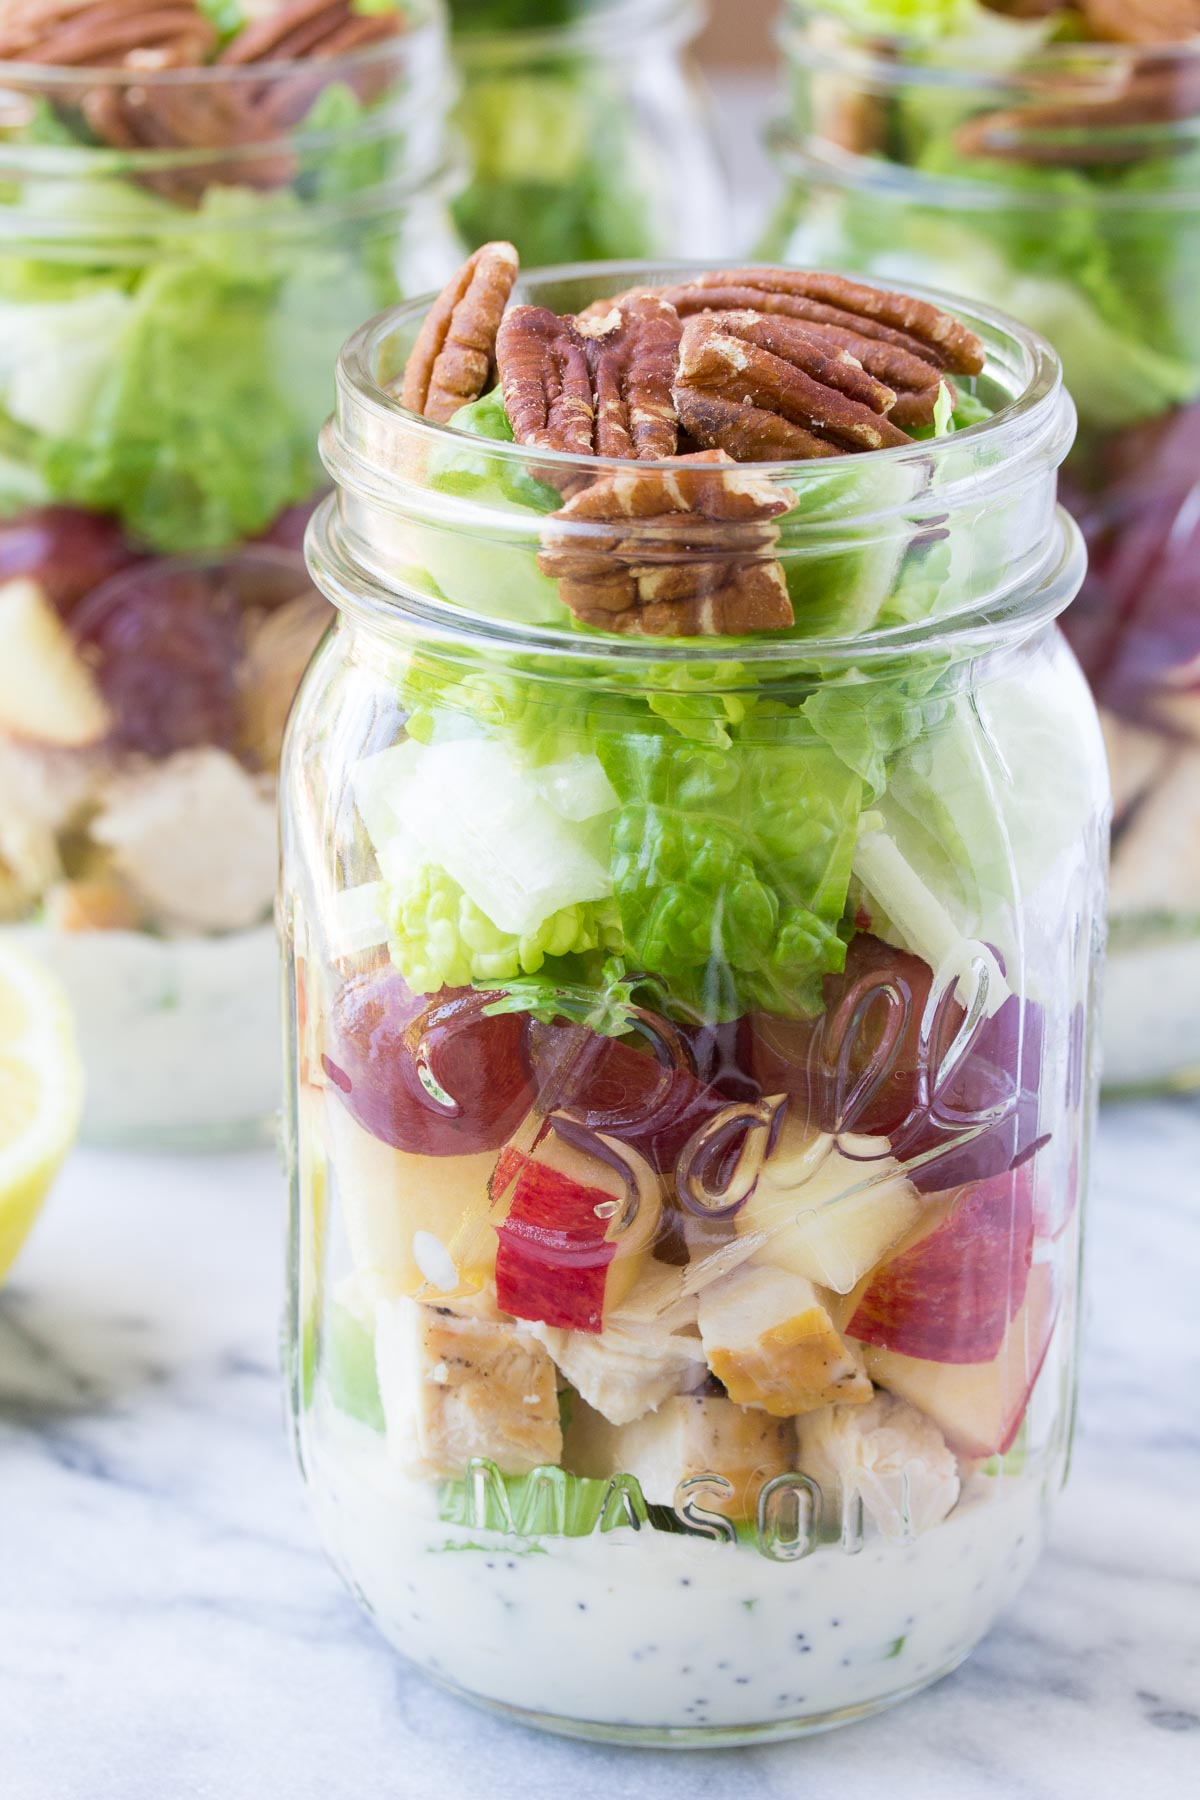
[448,0,728,263]
[0,0,460,1147]
[762,0,1200,1095]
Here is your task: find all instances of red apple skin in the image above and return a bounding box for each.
[493,1150,617,1333]
[848,1167,1034,1365]
[862,1263,1059,1459]
[323,969,533,1157]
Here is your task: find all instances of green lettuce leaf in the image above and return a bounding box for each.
[597,730,862,1018]
[1,171,398,549]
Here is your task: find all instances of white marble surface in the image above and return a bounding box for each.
[1,1099,1197,1800]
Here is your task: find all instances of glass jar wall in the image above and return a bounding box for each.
[763,2,1200,1093]
[448,0,728,263]
[0,5,459,1146]
[281,266,1107,1745]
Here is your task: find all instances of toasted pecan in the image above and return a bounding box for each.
[1082,0,1200,43]
[498,295,682,460]
[537,450,796,638]
[219,0,401,65]
[657,269,985,379]
[0,0,215,66]
[673,310,911,457]
[401,242,520,425]
[599,268,982,431]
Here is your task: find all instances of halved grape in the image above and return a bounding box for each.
[0,506,139,615]
[71,547,311,759]
[324,968,534,1157]
[748,933,1045,1192]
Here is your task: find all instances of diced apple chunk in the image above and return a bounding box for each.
[374,1297,561,1480]
[738,1115,924,1294]
[697,1262,872,1417]
[858,1262,1058,1459]
[326,1095,497,1302]
[492,1125,663,1334]
[0,578,110,747]
[797,1392,961,1540]
[564,1391,794,1522]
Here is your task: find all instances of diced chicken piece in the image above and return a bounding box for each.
[0,736,107,834]
[698,1262,873,1417]
[43,874,142,932]
[564,1391,794,1523]
[1099,708,1172,824]
[530,1263,708,1427]
[374,1297,562,1480]
[236,588,331,771]
[0,813,60,918]
[91,747,277,934]
[1109,745,1200,917]
[797,1391,960,1542]
[0,737,109,913]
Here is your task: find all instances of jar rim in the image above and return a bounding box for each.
[767,121,1200,211]
[782,2,1200,74]
[315,258,1081,670]
[452,0,702,64]
[306,488,1086,672]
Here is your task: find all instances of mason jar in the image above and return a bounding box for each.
[281,262,1106,1743]
[448,0,728,264]
[0,5,459,1146]
[763,2,1200,1094]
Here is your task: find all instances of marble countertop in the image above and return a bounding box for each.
[1,1098,1197,1800]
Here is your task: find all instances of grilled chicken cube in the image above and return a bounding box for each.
[91,747,276,934]
[698,1262,873,1417]
[796,1391,960,1541]
[531,1263,709,1426]
[374,1297,562,1480]
[564,1391,794,1523]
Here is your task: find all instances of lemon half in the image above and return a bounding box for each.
[0,943,83,1284]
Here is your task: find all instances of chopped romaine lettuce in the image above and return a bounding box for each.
[597,730,862,1018]
[0,138,401,549]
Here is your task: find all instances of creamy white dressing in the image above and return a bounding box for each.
[1103,929,1200,1092]
[304,1405,1048,1739]
[5,920,280,1145]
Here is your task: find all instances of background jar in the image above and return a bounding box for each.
[282,265,1107,1745]
[0,8,459,1147]
[447,0,728,264]
[763,2,1200,1094]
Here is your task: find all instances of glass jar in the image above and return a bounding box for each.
[0,6,460,1147]
[448,0,728,264]
[763,2,1200,1094]
[282,264,1107,1743]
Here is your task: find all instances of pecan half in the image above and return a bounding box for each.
[610,269,983,431]
[1082,0,1200,43]
[498,295,681,460]
[0,1,215,66]
[401,242,521,425]
[673,310,911,458]
[218,0,406,129]
[537,451,796,638]
[221,0,401,66]
[955,58,1200,165]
